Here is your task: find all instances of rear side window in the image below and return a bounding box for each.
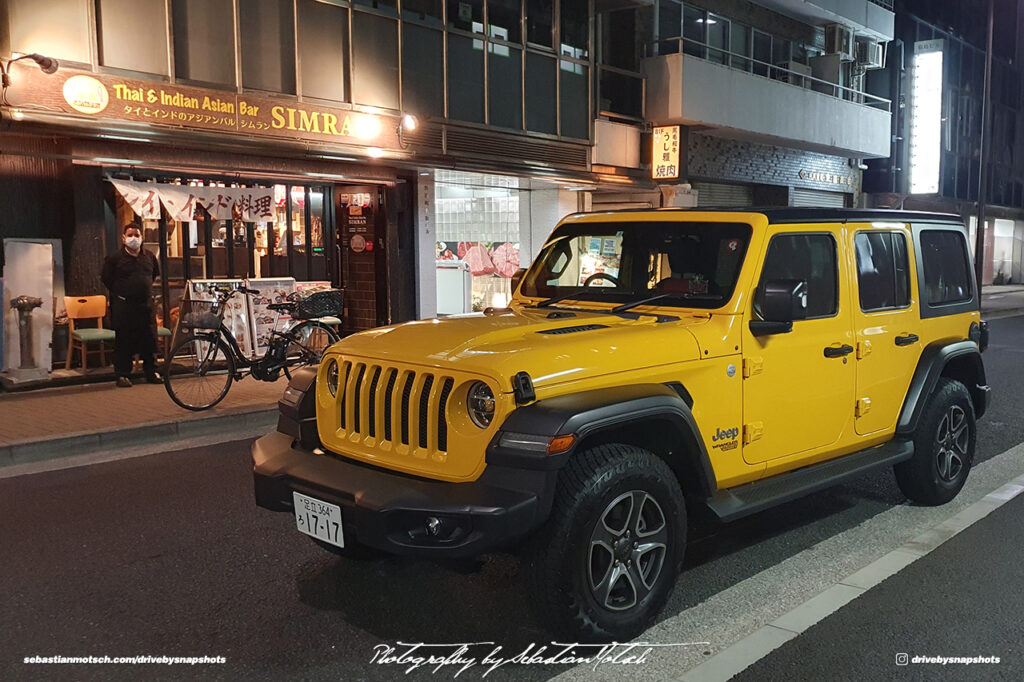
[759,233,838,318]
[919,230,973,305]
[855,232,910,311]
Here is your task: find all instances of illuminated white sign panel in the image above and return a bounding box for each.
[909,40,944,194]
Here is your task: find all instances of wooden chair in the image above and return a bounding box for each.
[64,295,116,370]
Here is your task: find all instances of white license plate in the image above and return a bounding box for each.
[293,492,344,548]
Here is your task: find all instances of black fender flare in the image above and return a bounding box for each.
[487,383,717,498]
[896,340,989,436]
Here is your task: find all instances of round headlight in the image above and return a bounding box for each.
[326,360,339,397]
[467,381,495,429]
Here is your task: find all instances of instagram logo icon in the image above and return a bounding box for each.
[896,653,909,666]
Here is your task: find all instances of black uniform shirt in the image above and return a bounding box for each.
[101,247,160,305]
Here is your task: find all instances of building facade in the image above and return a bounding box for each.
[863,0,1024,285]
[591,0,895,212]
[1,0,932,381]
[0,0,598,353]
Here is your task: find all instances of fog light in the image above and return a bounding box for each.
[426,516,442,536]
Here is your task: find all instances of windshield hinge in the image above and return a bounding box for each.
[512,372,536,405]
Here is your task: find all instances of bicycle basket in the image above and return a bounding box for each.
[294,289,343,320]
[179,299,223,331]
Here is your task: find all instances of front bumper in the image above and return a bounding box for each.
[253,432,553,558]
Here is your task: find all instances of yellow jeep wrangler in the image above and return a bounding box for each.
[253,208,989,640]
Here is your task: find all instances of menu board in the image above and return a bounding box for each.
[247,278,296,357]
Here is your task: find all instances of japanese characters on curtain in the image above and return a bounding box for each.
[108,179,275,222]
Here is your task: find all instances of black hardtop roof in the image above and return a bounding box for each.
[576,206,964,225]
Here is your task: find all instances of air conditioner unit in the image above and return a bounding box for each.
[825,24,855,61]
[856,40,885,69]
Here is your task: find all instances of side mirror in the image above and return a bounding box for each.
[750,279,807,336]
[510,268,527,295]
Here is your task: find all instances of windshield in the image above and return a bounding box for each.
[519,221,752,309]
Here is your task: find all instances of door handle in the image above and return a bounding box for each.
[895,334,919,346]
[823,344,854,358]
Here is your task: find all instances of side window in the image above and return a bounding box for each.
[920,230,973,305]
[759,234,838,318]
[855,232,910,311]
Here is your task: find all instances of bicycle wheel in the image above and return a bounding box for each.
[164,335,236,411]
[288,322,340,366]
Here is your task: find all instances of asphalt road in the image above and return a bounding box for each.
[2,316,1022,681]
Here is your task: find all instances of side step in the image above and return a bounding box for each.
[706,439,914,522]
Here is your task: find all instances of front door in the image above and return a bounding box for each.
[848,224,921,435]
[741,226,856,464]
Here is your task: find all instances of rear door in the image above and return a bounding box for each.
[741,225,856,464]
[848,224,921,435]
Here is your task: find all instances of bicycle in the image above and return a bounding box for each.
[164,285,342,411]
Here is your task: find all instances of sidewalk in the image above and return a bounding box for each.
[981,283,1024,319]
[0,376,287,466]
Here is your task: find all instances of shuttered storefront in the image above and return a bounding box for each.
[791,187,849,207]
[693,182,753,207]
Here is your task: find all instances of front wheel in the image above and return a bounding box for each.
[288,322,340,366]
[164,335,236,411]
[524,444,686,641]
[894,378,976,505]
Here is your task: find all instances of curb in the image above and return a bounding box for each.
[981,306,1024,320]
[0,408,278,468]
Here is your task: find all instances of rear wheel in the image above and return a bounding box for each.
[895,378,976,505]
[164,335,236,411]
[288,322,339,366]
[524,444,686,641]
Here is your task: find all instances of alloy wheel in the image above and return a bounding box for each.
[935,404,969,482]
[587,490,669,612]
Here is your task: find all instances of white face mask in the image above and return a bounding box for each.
[125,236,142,250]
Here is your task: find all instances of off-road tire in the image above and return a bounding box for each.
[524,443,686,641]
[895,378,976,505]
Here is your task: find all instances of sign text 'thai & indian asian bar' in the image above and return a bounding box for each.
[6,65,400,150]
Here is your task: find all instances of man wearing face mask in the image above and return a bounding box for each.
[101,224,162,387]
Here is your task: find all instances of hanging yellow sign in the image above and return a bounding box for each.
[652,125,681,180]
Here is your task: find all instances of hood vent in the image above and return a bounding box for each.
[538,324,609,335]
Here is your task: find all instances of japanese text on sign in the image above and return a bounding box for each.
[652,126,681,180]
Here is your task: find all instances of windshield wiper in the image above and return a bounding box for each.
[611,292,718,314]
[535,290,603,308]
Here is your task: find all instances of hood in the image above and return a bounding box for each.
[331,306,708,392]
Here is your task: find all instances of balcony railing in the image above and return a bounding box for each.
[868,0,894,10]
[647,36,891,113]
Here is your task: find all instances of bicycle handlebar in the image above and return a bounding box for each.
[210,285,261,298]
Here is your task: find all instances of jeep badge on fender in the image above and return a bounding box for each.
[252,208,988,641]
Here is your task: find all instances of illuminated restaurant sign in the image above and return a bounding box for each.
[652,125,681,180]
[8,66,400,150]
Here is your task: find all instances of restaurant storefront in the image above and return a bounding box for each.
[0,63,416,382]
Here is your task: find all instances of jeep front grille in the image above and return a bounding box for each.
[336,361,455,455]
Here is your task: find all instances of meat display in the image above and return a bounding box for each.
[462,243,495,276]
[490,242,521,278]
